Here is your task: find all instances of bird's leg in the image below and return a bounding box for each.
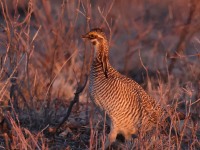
[104,128,118,149]
[124,132,132,141]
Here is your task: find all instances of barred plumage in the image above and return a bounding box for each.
[82,28,173,147]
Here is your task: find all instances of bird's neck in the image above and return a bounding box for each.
[93,41,109,63]
[92,41,110,78]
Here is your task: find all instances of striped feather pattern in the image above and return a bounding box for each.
[89,59,164,134]
[83,28,168,147]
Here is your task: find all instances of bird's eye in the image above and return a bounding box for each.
[90,34,95,38]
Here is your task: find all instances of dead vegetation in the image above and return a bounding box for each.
[0,0,199,149]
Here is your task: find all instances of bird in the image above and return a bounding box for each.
[82,28,183,148]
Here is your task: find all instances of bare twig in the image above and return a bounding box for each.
[168,0,199,73]
[98,5,113,45]
[53,75,88,132]
[44,50,78,101]
[138,49,150,82]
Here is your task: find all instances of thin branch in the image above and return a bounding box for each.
[168,0,198,73]
[44,50,78,101]
[98,5,113,45]
[138,49,149,82]
[50,75,88,133]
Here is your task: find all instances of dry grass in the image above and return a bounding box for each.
[0,0,199,149]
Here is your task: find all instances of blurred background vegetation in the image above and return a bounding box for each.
[0,0,199,149]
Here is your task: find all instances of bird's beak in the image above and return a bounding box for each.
[81,34,89,39]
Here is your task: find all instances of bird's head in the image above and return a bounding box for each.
[82,28,108,46]
[82,28,109,78]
